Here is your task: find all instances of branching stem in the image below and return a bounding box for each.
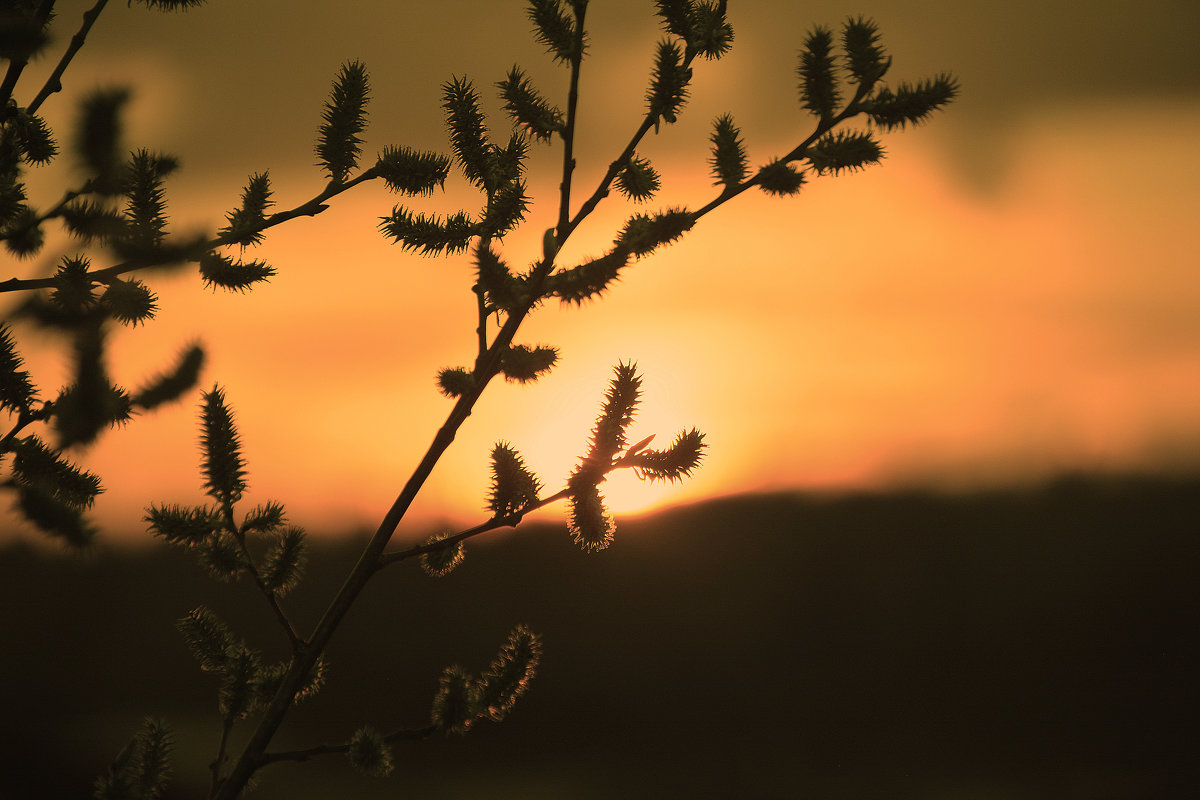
[0,170,377,294]
[258,725,436,768]
[28,0,110,115]
[208,715,235,800]
[377,487,571,569]
[555,2,587,241]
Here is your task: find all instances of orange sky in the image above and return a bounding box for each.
[4,1,1199,543]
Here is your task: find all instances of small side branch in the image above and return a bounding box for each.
[376,487,571,569]
[258,725,437,768]
[0,170,378,293]
[28,0,111,115]
[555,2,588,239]
[208,716,235,800]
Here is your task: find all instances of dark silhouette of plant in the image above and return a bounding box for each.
[1,1,956,796]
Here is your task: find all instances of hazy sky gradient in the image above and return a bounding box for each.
[5,1,1199,541]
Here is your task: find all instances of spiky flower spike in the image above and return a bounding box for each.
[488,442,542,518]
[563,362,641,552]
[647,39,690,125]
[347,726,394,778]
[709,113,747,190]
[0,323,36,413]
[260,527,307,596]
[92,717,174,800]
[219,171,273,247]
[12,435,103,510]
[806,130,884,175]
[442,76,492,189]
[121,149,178,250]
[616,208,694,258]
[420,531,466,578]
[478,625,543,722]
[841,16,888,89]
[584,362,642,473]
[198,252,275,292]
[100,278,158,326]
[176,606,236,673]
[498,66,565,142]
[567,482,614,553]
[475,242,524,311]
[75,88,130,194]
[866,74,960,131]
[436,366,475,398]
[499,343,558,384]
[615,154,661,202]
[431,665,480,735]
[756,160,807,196]
[625,428,705,483]
[145,504,219,547]
[374,146,452,196]
[199,386,246,507]
[797,26,839,120]
[527,0,580,63]
[133,344,204,411]
[379,207,477,256]
[316,61,370,183]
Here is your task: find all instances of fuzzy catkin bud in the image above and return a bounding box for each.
[316,61,370,182]
[615,155,661,202]
[756,160,806,196]
[806,130,884,175]
[199,386,246,507]
[133,344,204,410]
[488,442,542,517]
[420,531,466,577]
[478,625,542,722]
[431,665,480,734]
[220,172,273,246]
[709,113,747,189]
[347,727,394,777]
[841,16,888,87]
[797,26,839,119]
[567,483,614,553]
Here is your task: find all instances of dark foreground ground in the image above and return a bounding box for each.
[2,475,1198,799]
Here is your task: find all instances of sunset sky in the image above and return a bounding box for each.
[4,0,1199,543]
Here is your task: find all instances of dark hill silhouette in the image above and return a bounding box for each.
[2,474,1197,798]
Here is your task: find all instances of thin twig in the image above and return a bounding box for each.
[562,50,698,241]
[28,0,111,115]
[223,508,304,652]
[0,170,378,294]
[258,725,436,767]
[377,487,571,569]
[0,0,57,112]
[554,2,588,240]
[208,716,235,800]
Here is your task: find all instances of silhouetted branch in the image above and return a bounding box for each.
[258,725,437,767]
[0,170,377,294]
[28,0,111,115]
[377,487,572,569]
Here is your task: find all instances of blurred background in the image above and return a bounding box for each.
[2,0,1198,796]
[4,0,1199,536]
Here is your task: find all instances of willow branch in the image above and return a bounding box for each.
[27,0,110,115]
[554,2,587,240]
[0,170,378,294]
[692,104,861,222]
[0,0,54,112]
[563,51,697,241]
[258,725,437,768]
[208,716,235,800]
[377,487,571,569]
